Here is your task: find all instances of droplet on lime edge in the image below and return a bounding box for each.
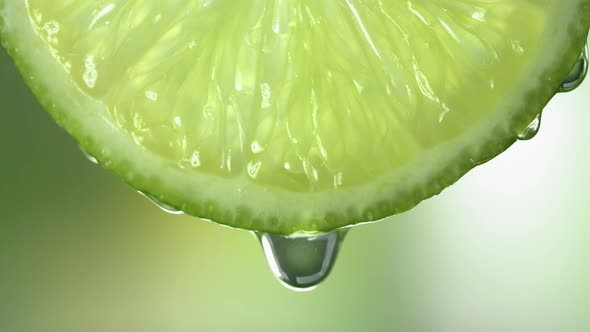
[560,43,588,92]
[79,146,98,164]
[517,112,542,141]
[139,191,184,215]
[254,228,348,291]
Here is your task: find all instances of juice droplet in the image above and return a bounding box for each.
[138,191,184,215]
[560,44,588,92]
[79,146,98,164]
[517,112,542,141]
[255,228,348,291]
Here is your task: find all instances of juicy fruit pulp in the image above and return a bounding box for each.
[1,1,589,234]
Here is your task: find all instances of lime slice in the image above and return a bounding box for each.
[1,1,588,234]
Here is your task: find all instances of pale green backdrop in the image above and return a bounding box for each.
[1,39,589,331]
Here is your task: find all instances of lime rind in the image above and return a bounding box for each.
[1,0,589,234]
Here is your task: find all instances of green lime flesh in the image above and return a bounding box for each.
[1,0,589,234]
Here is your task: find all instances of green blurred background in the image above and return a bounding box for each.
[2,42,590,331]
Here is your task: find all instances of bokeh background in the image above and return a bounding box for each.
[2,39,590,331]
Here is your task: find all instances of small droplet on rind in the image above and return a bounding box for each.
[79,146,98,164]
[247,161,262,179]
[138,191,184,215]
[254,228,348,291]
[517,112,542,141]
[190,151,201,168]
[145,90,158,101]
[83,56,97,88]
[560,44,588,93]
